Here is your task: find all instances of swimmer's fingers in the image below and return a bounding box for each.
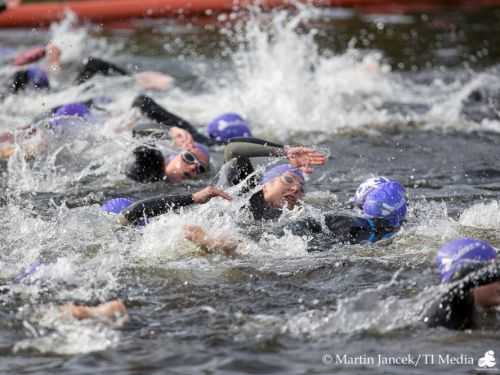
[135,71,174,91]
[192,186,233,204]
[285,147,327,168]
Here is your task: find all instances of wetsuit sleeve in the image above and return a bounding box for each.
[223,138,284,162]
[223,138,285,187]
[424,261,500,330]
[132,95,214,145]
[0,1,7,12]
[75,57,129,84]
[122,194,194,225]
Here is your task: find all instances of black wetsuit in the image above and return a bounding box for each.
[122,194,195,225]
[8,57,127,95]
[0,1,8,12]
[75,57,129,85]
[284,214,399,250]
[423,261,500,330]
[131,94,215,146]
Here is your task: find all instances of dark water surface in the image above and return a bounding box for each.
[1,5,500,375]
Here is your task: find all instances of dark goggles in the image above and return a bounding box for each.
[181,151,208,174]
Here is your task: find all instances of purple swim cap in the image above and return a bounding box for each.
[101,197,135,214]
[26,66,49,89]
[53,103,90,118]
[436,238,497,283]
[207,113,251,142]
[351,176,391,207]
[362,181,407,227]
[261,164,305,185]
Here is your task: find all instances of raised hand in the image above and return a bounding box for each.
[285,146,327,174]
[192,186,232,204]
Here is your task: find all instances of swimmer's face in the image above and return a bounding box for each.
[473,281,500,309]
[165,147,209,182]
[262,172,305,209]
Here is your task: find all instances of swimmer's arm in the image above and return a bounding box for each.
[119,187,232,225]
[75,57,129,84]
[224,137,284,162]
[60,299,128,323]
[184,225,238,257]
[132,95,214,145]
[119,194,195,225]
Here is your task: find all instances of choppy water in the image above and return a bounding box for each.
[1,5,500,375]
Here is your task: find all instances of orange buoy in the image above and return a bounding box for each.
[0,0,497,28]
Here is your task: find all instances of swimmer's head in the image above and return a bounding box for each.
[436,238,500,308]
[26,66,49,89]
[53,103,90,118]
[11,66,49,93]
[165,142,210,182]
[436,238,497,283]
[362,180,407,227]
[101,197,135,215]
[49,102,91,127]
[207,113,251,142]
[351,176,391,207]
[261,164,305,209]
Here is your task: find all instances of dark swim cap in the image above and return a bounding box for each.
[101,197,135,214]
[126,146,166,183]
[436,238,497,283]
[207,113,251,142]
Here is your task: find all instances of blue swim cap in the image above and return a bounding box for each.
[26,66,49,89]
[436,238,497,283]
[101,197,135,214]
[362,181,407,227]
[53,103,90,118]
[261,164,305,185]
[352,176,391,207]
[207,113,252,142]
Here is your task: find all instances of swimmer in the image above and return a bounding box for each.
[0,101,98,160]
[6,47,173,94]
[183,137,326,252]
[284,178,407,250]
[424,238,500,330]
[132,95,252,146]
